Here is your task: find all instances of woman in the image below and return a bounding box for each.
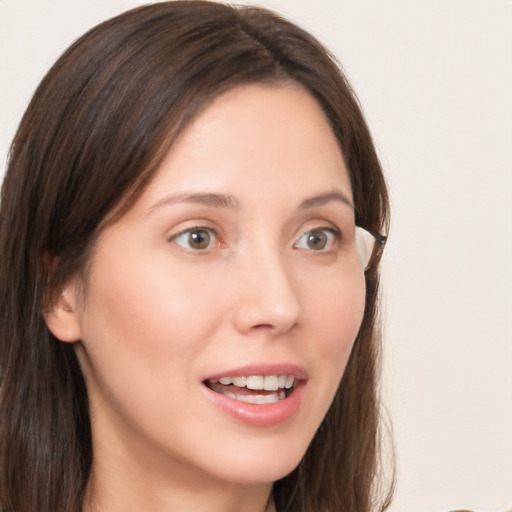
[0,2,391,511]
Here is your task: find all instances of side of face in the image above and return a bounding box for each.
[45,84,366,488]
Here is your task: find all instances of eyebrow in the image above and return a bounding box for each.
[299,190,354,210]
[149,192,241,212]
[149,189,354,214]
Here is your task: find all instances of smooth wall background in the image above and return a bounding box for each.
[1,1,511,510]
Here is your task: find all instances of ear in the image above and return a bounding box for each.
[44,279,83,343]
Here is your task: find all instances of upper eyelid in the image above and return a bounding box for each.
[294,223,342,240]
[302,226,340,235]
[167,222,220,240]
[293,226,341,247]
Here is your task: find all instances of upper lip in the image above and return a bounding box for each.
[202,363,308,382]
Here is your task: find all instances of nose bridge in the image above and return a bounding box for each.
[233,236,301,335]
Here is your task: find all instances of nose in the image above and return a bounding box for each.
[232,249,302,336]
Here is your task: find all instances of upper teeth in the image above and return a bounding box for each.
[214,375,295,390]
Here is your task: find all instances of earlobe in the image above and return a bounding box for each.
[44,284,83,343]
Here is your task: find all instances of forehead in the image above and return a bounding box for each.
[135,83,352,211]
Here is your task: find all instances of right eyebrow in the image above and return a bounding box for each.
[148,192,242,213]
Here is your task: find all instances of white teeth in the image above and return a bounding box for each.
[232,376,246,387]
[246,376,264,390]
[215,386,291,404]
[214,375,296,390]
[263,375,279,391]
[234,393,280,404]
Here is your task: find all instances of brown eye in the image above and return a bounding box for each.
[294,228,338,251]
[306,230,328,250]
[172,228,215,251]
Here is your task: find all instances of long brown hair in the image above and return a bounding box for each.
[0,2,392,511]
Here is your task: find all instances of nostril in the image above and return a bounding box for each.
[252,323,275,330]
[250,318,299,335]
[232,264,301,335]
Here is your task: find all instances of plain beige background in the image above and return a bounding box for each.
[1,1,511,510]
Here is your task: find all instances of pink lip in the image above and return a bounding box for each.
[201,363,308,427]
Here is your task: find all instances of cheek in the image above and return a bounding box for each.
[81,249,223,352]
[75,254,231,441]
[302,267,365,409]
[306,268,366,360]
[289,267,366,447]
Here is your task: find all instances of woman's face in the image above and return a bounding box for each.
[58,84,366,487]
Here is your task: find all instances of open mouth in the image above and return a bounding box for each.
[203,375,297,404]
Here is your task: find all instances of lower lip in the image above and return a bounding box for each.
[202,381,306,427]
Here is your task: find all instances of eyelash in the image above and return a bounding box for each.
[169,225,342,253]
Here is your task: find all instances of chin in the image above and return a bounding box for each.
[196,435,309,485]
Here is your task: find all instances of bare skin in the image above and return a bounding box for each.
[46,83,365,512]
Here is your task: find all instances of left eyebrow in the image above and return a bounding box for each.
[299,190,354,210]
